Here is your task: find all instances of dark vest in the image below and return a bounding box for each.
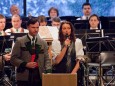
[53,42,76,73]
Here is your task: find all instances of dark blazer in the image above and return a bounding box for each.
[11,34,51,81]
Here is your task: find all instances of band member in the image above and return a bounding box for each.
[5,14,28,34]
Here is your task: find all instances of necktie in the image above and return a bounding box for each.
[31,36,35,60]
[31,36,38,67]
[0,32,2,35]
[86,17,89,20]
[32,36,35,48]
[16,29,18,32]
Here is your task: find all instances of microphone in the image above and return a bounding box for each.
[65,34,69,39]
[64,34,70,47]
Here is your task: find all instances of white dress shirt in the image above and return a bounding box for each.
[5,27,29,35]
[0,30,5,36]
[77,15,90,20]
[90,27,98,30]
[28,33,36,44]
[51,38,84,60]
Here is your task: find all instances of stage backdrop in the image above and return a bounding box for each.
[0,0,115,17]
[0,0,23,17]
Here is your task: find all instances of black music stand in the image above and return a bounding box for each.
[11,33,27,42]
[73,20,89,30]
[86,36,115,86]
[75,29,101,46]
[0,36,14,86]
[104,29,115,38]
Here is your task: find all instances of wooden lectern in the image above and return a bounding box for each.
[42,73,77,86]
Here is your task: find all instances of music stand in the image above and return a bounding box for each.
[75,29,101,47]
[86,36,115,86]
[104,29,115,39]
[0,35,14,86]
[73,20,89,30]
[11,33,27,42]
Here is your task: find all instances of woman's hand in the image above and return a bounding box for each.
[71,60,80,74]
[64,38,71,47]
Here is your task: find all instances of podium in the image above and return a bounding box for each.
[42,73,77,86]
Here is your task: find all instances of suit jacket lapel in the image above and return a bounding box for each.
[24,35,32,54]
[35,35,43,53]
[35,35,42,45]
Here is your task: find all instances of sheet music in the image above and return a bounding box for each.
[38,26,53,41]
[39,26,58,40]
[47,26,58,40]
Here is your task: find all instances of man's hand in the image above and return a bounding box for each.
[4,53,11,61]
[26,62,37,68]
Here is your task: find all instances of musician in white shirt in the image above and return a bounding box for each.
[77,3,92,20]
[51,17,61,29]
[89,14,100,30]
[0,14,11,72]
[5,14,28,34]
[0,14,7,36]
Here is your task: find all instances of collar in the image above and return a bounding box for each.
[82,15,90,20]
[90,27,98,30]
[12,27,23,33]
[0,30,5,36]
[28,33,37,41]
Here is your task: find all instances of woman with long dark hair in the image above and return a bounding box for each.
[52,21,84,73]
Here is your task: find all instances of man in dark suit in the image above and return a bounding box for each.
[11,17,51,86]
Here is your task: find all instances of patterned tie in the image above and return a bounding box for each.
[31,36,35,60]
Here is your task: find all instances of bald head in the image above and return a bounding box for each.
[10,5,20,15]
[11,14,22,29]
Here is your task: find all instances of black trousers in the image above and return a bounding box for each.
[17,80,42,86]
[17,68,42,86]
[77,62,85,86]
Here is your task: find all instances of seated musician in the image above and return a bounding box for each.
[38,15,47,26]
[0,14,10,62]
[5,14,28,35]
[4,14,29,62]
[89,14,100,30]
[0,14,12,82]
